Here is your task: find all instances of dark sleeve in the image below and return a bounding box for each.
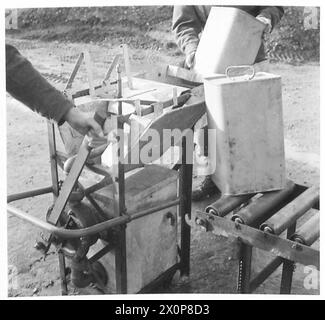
[6,44,73,124]
[172,6,202,56]
[257,6,284,30]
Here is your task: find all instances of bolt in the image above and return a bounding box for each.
[263,226,274,234]
[234,221,242,230]
[292,243,303,251]
[208,209,218,216]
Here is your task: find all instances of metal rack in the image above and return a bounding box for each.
[190,182,320,294]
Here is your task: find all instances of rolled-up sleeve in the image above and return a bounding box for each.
[172,6,202,56]
[6,44,73,124]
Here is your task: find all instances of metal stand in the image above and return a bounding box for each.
[58,250,68,295]
[112,67,128,293]
[179,133,193,277]
[280,222,296,294]
[7,58,205,295]
[192,183,320,294]
[237,243,253,293]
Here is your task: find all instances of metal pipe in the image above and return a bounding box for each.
[249,257,284,293]
[7,205,130,239]
[130,199,180,220]
[237,244,253,293]
[260,185,319,235]
[84,177,111,195]
[7,186,53,203]
[291,212,320,246]
[179,133,193,277]
[72,83,116,99]
[205,194,255,217]
[279,222,297,294]
[8,199,180,239]
[231,180,297,227]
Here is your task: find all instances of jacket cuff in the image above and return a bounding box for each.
[184,41,199,56]
[57,101,74,126]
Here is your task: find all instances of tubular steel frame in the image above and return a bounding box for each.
[7,57,200,295]
[7,109,194,296]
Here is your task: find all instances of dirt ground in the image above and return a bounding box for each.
[6,38,320,297]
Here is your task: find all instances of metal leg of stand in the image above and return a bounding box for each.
[58,250,68,295]
[179,133,193,277]
[237,243,253,293]
[280,222,297,294]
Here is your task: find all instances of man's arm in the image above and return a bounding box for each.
[6,44,73,125]
[172,6,202,58]
[6,44,102,136]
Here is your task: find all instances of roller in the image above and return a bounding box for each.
[231,180,297,227]
[291,212,320,246]
[260,185,319,235]
[205,194,255,217]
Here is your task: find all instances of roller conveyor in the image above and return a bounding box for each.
[260,185,320,235]
[291,212,320,246]
[205,193,255,217]
[231,180,297,227]
[191,182,320,294]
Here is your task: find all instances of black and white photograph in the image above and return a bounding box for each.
[2,1,321,300]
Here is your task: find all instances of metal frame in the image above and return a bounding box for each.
[7,51,320,295]
[7,58,197,295]
[7,121,193,295]
[192,185,320,294]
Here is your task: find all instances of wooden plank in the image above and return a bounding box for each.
[139,92,191,117]
[103,54,121,84]
[121,44,133,89]
[153,102,163,117]
[47,142,91,225]
[83,50,95,98]
[172,87,178,107]
[47,121,59,198]
[134,65,197,88]
[64,52,84,91]
[196,212,320,269]
[167,65,203,84]
[124,101,205,172]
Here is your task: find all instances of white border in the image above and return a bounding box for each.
[1,0,323,300]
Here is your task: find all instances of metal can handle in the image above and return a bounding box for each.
[225,65,256,81]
